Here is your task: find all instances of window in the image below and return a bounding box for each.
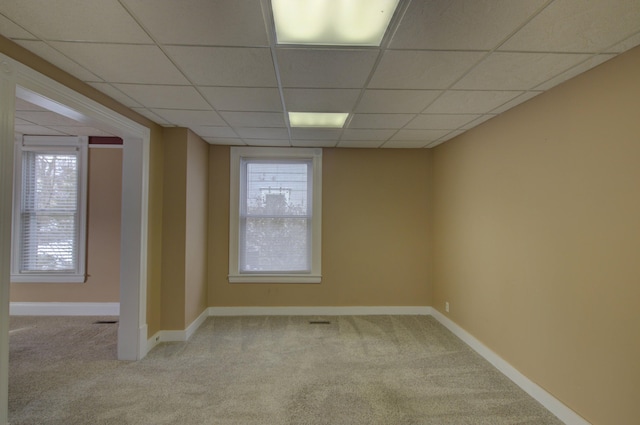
[229,147,322,283]
[11,136,88,283]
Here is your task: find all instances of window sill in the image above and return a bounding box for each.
[10,274,86,283]
[228,274,321,284]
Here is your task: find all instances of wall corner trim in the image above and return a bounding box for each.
[429,309,591,425]
[9,302,119,316]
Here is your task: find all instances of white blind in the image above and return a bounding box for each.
[19,151,79,272]
[239,159,312,273]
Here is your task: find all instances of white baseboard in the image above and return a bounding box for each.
[208,306,433,316]
[146,307,210,351]
[429,309,590,425]
[10,302,120,316]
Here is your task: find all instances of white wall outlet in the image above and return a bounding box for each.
[445,302,450,313]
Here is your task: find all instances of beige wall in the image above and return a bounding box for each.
[208,146,432,307]
[160,128,209,329]
[431,46,640,424]
[10,147,122,302]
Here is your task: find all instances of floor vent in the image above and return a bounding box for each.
[309,320,331,325]
[94,320,118,324]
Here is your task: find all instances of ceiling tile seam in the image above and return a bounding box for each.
[261,0,293,147]
[116,0,243,141]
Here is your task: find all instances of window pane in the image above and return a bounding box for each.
[21,213,77,271]
[241,217,310,272]
[245,162,310,216]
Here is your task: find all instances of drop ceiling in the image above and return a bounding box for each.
[2,0,639,148]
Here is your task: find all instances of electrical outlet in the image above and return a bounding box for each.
[445,302,450,313]
[155,336,160,342]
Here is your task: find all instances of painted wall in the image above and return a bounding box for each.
[0,35,165,336]
[431,46,640,425]
[161,128,209,330]
[10,147,122,302]
[208,146,432,307]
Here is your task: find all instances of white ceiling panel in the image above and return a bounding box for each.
[219,112,285,128]
[15,40,102,82]
[292,140,337,148]
[406,114,481,130]
[121,0,268,46]
[15,111,84,127]
[200,87,282,112]
[425,91,523,114]
[355,90,441,113]
[0,0,152,43]
[490,92,542,115]
[205,138,245,146]
[341,129,396,141]
[152,109,225,127]
[277,49,379,88]
[243,139,291,147]
[607,32,640,53]
[165,46,276,86]
[130,108,173,126]
[0,14,36,39]
[390,0,547,50]
[348,114,414,129]
[501,0,640,53]
[88,83,142,108]
[462,115,497,130]
[391,129,450,141]
[290,128,342,140]
[235,127,289,140]
[454,52,592,90]
[192,126,238,139]
[112,85,209,109]
[283,89,361,112]
[534,54,616,91]
[382,140,430,148]
[50,42,188,85]
[337,140,385,148]
[369,51,485,89]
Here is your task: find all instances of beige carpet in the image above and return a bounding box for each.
[9,315,563,424]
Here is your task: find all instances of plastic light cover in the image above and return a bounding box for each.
[272,0,400,46]
[289,112,349,127]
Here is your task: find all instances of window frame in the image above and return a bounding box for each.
[229,147,322,283]
[11,135,88,283]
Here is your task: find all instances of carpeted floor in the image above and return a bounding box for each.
[9,315,563,424]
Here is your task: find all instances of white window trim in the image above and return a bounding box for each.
[229,147,322,283]
[11,135,88,283]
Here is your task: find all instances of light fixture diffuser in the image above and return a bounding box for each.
[272,0,400,46]
[289,112,349,128]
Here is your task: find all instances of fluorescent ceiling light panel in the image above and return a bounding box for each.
[289,112,349,127]
[272,0,400,46]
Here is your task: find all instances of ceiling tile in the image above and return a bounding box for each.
[606,32,640,53]
[191,126,238,139]
[348,114,414,129]
[369,51,485,89]
[200,87,282,112]
[390,0,546,50]
[122,0,268,46]
[243,139,291,147]
[205,138,246,146]
[152,109,225,126]
[490,92,542,114]
[165,46,276,86]
[15,40,103,82]
[355,90,441,113]
[292,140,337,148]
[337,140,385,148]
[462,115,497,130]
[534,54,616,91]
[341,129,396,141]
[406,114,481,130]
[454,52,592,90]
[235,128,289,140]
[426,131,464,148]
[113,85,209,109]
[88,83,142,107]
[0,0,152,43]
[382,140,430,149]
[425,90,522,114]
[283,89,361,112]
[277,48,379,88]
[500,0,640,53]
[15,111,83,126]
[0,14,36,39]
[50,42,189,85]
[290,128,342,140]
[219,112,285,128]
[130,108,174,126]
[390,129,450,141]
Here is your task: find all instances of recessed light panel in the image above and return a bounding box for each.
[272,0,400,46]
[289,112,349,128]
